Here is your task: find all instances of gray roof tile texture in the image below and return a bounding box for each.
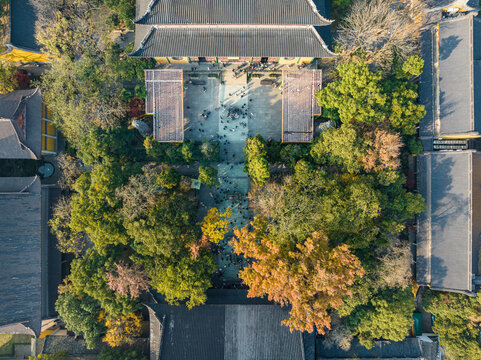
[151,304,304,360]
[0,177,42,336]
[135,0,331,25]
[132,26,334,58]
[419,28,435,139]
[145,70,184,142]
[317,337,423,358]
[417,151,481,294]
[282,70,322,142]
[420,15,481,139]
[438,17,475,135]
[0,89,43,159]
[9,0,41,51]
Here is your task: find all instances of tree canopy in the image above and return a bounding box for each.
[244,134,270,186]
[55,289,106,349]
[345,288,415,349]
[315,57,425,135]
[423,290,481,360]
[233,218,364,333]
[242,57,425,341]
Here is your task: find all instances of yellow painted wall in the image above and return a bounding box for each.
[278,57,300,65]
[298,57,314,64]
[155,56,314,64]
[154,57,190,64]
[155,57,169,64]
[437,135,481,139]
[168,57,190,63]
[0,48,49,62]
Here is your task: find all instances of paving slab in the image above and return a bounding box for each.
[183,69,283,282]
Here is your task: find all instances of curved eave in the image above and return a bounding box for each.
[130,25,337,58]
[134,0,333,26]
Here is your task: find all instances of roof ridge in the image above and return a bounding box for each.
[308,25,338,56]
[0,117,38,160]
[134,0,333,26]
[150,24,323,29]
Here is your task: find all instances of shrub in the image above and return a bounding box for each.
[406,136,423,155]
[200,139,220,162]
[134,85,146,99]
[0,61,18,94]
[198,166,219,187]
[244,134,270,186]
[121,88,135,103]
[127,96,144,118]
[29,353,70,360]
[98,347,146,360]
[15,70,31,88]
[156,165,180,189]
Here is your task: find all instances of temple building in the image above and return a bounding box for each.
[0,89,57,158]
[130,0,335,64]
[0,0,49,62]
[419,13,481,151]
[416,10,481,296]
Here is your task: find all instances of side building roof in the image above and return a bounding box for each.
[135,0,332,26]
[148,304,304,360]
[416,150,481,295]
[0,89,43,159]
[419,15,481,141]
[7,0,41,52]
[131,25,335,58]
[0,176,42,336]
[316,337,424,359]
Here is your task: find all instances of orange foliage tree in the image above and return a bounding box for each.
[232,217,365,334]
[106,262,150,299]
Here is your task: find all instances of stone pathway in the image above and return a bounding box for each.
[184,67,282,283]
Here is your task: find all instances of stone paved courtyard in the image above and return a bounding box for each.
[183,69,282,282]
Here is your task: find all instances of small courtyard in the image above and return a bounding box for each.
[182,66,284,283]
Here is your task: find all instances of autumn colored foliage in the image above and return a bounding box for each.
[102,312,143,347]
[15,70,31,88]
[106,261,150,299]
[127,96,144,118]
[233,217,365,334]
[200,207,232,244]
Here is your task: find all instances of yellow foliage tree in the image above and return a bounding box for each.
[102,313,142,347]
[200,208,232,244]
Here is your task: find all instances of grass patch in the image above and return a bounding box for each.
[0,334,32,356]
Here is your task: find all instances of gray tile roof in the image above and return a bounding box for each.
[8,0,41,52]
[0,119,37,159]
[419,15,481,139]
[131,25,335,58]
[146,305,162,360]
[149,304,304,360]
[419,28,436,141]
[316,337,424,359]
[145,70,184,142]
[0,89,43,159]
[0,176,42,336]
[282,70,322,143]
[416,151,481,295]
[135,0,331,26]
